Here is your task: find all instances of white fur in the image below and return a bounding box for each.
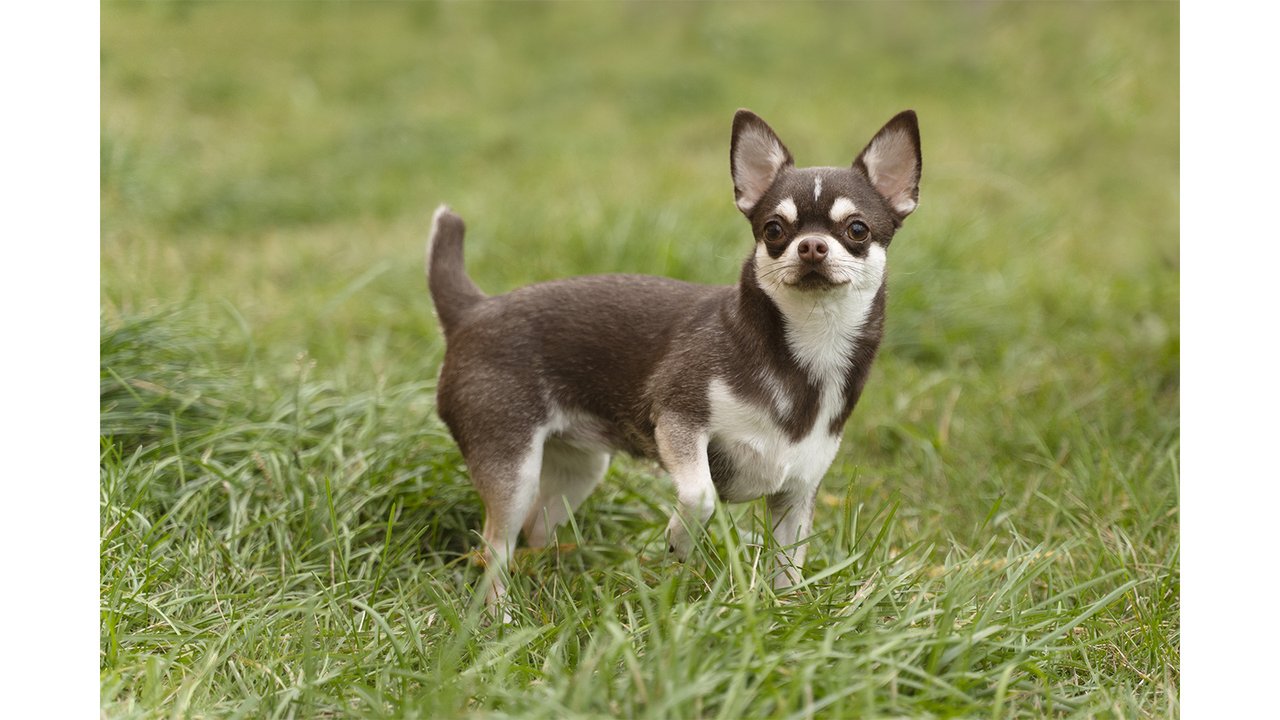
[829,196,857,223]
[424,204,452,275]
[813,176,823,202]
[773,254,882,385]
[523,439,609,548]
[655,425,714,558]
[545,406,615,453]
[754,234,886,293]
[707,377,842,502]
[510,406,616,550]
[479,423,548,612]
[773,197,798,224]
[760,368,793,416]
[709,240,885,503]
[668,434,714,516]
[753,239,885,421]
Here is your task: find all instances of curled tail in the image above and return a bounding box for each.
[426,205,485,337]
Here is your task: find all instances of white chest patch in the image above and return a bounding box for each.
[763,243,885,397]
[707,377,842,502]
[719,247,885,501]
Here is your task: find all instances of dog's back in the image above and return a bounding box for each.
[433,264,730,460]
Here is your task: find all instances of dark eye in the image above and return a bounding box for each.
[762,221,785,242]
[846,220,870,242]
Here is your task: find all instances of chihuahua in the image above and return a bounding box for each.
[426,110,921,608]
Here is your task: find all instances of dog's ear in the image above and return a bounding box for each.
[854,110,922,220]
[731,110,794,215]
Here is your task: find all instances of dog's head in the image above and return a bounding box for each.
[731,110,921,295]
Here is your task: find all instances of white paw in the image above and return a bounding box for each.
[666,514,694,561]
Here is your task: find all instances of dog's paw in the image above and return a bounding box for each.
[665,515,693,561]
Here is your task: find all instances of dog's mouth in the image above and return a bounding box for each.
[786,267,847,291]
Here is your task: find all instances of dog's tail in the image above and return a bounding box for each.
[426,205,485,337]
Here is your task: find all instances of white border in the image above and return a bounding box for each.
[1182,0,1280,715]
[2,2,100,715]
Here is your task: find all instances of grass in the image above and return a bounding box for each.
[101,2,1178,717]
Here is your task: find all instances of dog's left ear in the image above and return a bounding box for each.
[731,110,794,215]
[855,110,922,220]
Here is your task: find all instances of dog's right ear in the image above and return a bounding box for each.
[731,110,793,215]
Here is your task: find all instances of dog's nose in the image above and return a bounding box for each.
[796,238,828,263]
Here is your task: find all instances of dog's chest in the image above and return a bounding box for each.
[706,377,844,502]
[705,287,878,503]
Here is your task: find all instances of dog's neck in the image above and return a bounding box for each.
[735,257,884,391]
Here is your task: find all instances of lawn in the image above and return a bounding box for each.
[100,2,1179,717]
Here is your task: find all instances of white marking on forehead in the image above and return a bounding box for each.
[829,197,857,223]
[813,176,823,201]
[773,197,798,223]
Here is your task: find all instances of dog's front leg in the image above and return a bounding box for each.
[767,489,817,590]
[654,418,714,560]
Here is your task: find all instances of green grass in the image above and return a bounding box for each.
[101,2,1178,717]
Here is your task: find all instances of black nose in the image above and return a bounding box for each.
[797,238,828,263]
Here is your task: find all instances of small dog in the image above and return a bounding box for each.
[426,110,921,607]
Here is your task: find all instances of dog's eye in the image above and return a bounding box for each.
[762,221,785,242]
[846,220,870,242]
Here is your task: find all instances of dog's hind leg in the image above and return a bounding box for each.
[522,439,610,548]
[470,428,547,617]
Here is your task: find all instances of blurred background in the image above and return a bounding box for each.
[101,0,1177,376]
